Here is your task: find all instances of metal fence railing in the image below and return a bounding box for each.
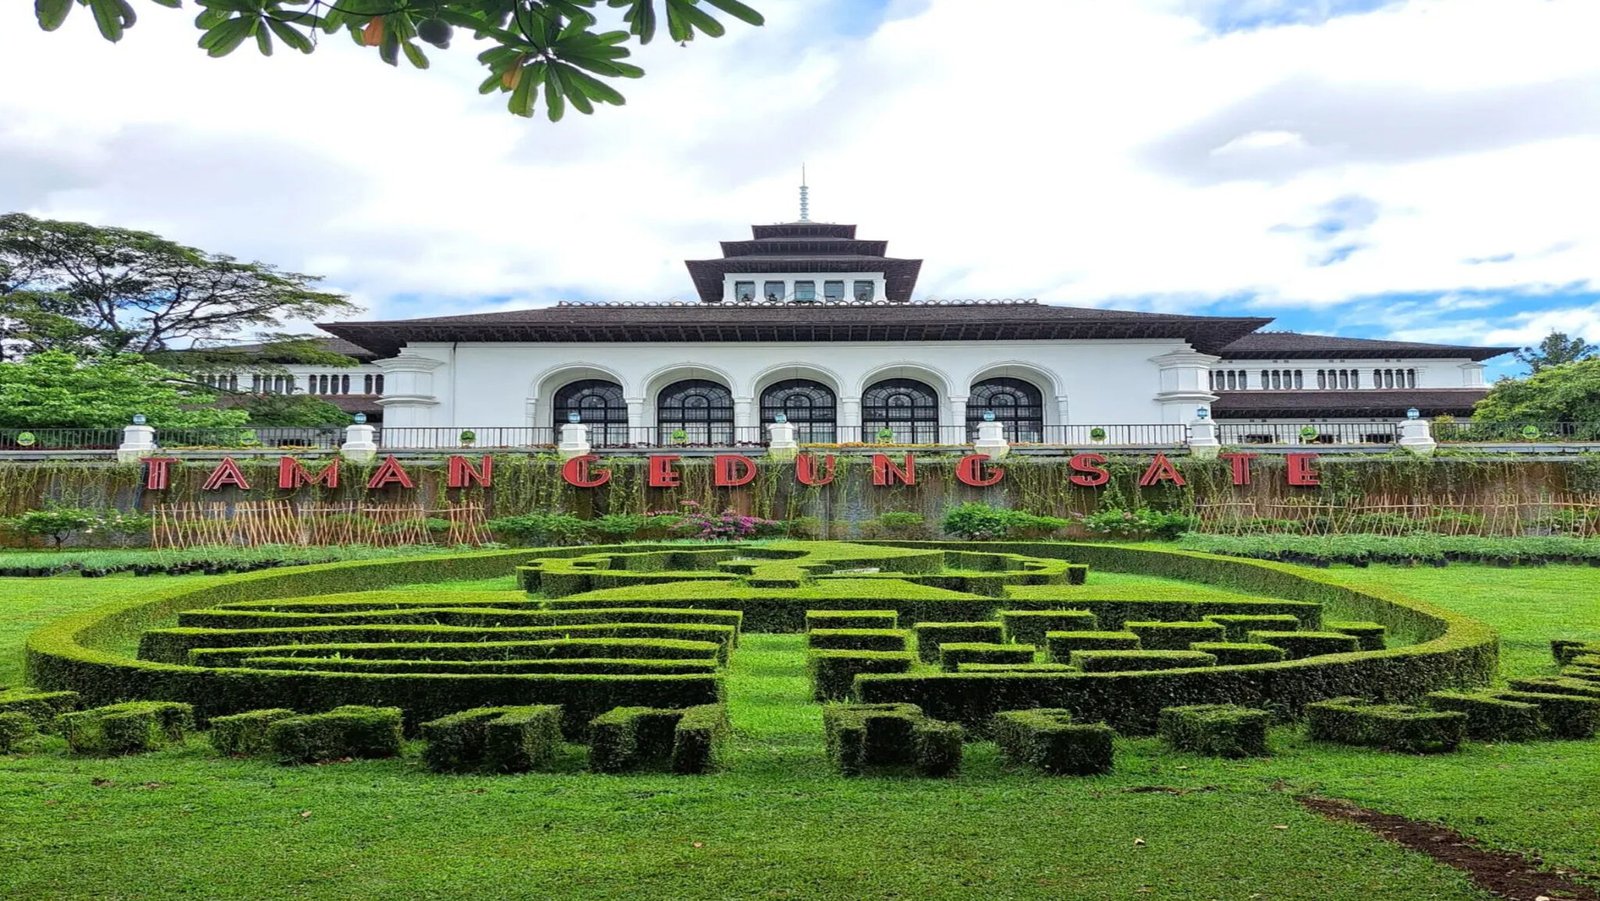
[0,428,124,450]
[1434,421,1600,443]
[376,427,557,450]
[156,427,346,450]
[1031,424,1190,447]
[1216,422,1400,445]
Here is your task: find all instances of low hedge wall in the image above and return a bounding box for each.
[939,642,1035,672]
[808,650,914,702]
[851,543,1497,736]
[188,638,721,667]
[1157,704,1270,757]
[178,606,745,632]
[225,657,719,676]
[1000,610,1097,646]
[992,708,1114,776]
[913,622,1004,663]
[1124,621,1225,651]
[806,629,908,653]
[1070,650,1217,673]
[268,705,404,763]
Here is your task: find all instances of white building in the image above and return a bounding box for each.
[233,218,1508,449]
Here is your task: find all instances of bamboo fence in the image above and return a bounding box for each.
[151,500,491,549]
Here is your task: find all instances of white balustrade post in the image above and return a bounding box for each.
[767,420,798,461]
[342,423,378,463]
[558,422,592,460]
[973,419,1010,460]
[1398,417,1437,455]
[1188,418,1221,459]
[117,423,157,464]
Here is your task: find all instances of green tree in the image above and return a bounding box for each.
[1515,331,1597,374]
[31,0,764,121]
[1473,358,1600,424]
[0,213,357,358]
[236,392,349,426]
[0,350,249,429]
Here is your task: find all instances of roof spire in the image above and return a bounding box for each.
[798,164,809,222]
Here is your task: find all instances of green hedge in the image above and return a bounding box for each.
[0,688,81,732]
[268,705,404,764]
[1508,677,1600,699]
[670,704,731,775]
[992,708,1113,776]
[190,638,720,667]
[956,662,1075,673]
[1043,631,1141,662]
[806,628,908,653]
[804,610,899,631]
[820,702,961,777]
[1552,639,1600,664]
[60,701,194,755]
[209,708,296,756]
[0,712,38,753]
[808,650,915,702]
[1070,650,1217,673]
[1326,621,1387,651]
[1422,692,1542,742]
[226,657,719,677]
[1187,642,1287,666]
[911,719,964,777]
[939,643,1035,672]
[140,622,738,666]
[1247,631,1362,660]
[587,704,729,775]
[1204,614,1302,643]
[1495,691,1600,739]
[1124,621,1225,651]
[999,610,1097,646]
[420,705,564,773]
[1157,704,1270,757]
[180,606,745,632]
[1306,697,1466,753]
[913,622,1004,664]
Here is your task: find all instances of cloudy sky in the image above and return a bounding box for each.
[2,0,1598,376]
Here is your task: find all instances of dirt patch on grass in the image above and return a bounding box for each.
[1300,796,1600,901]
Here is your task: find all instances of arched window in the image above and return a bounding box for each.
[968,377,1044,443]
[862,378,940,444]
[760,379,836,444]
[656,379,734,446]
[556,379,629,447]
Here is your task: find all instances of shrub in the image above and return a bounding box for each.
[859,512,932,540]
[6,503,99,549]
[228,656,719,677]
[1187,642,1287,666]
[1552,639,1600,664]
[940,503,1067,541]
[1494,691,1600,739]
[1247,631,1361,660]
[1326,621,1387,651]
[1044,631,1141,662]
[807,650,914,702]
[670,704,731,775]
[1423,692,1542,742]
[939,643,1035,672]
[60,701,194,755]
[486,513,590,546]
[804,610,899,631]
[956,662,1075,673]
[1157,704,1271,757]
[1306,697,1465,753]
[1508,677,1600,699]
[190,637,722,667]
[267,706,404,764]
[0,688,81,731]
[670,509,786,541]
[806,628,908,653]
[587,704,729,774]
[0,712,38,753]
[913,622,1005,663]
[999,610,1097,645]
[1076,507,1197,541]
[209,708,297,756]
[1203,614,1301,643]
[911,718,964,777]
[1123,621,1225,651]
[1070,650,1217,673]
[992,708,1114,775]
[420,706,564,773]
[821,702,960,777]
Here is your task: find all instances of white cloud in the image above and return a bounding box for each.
[0,0,1596,332]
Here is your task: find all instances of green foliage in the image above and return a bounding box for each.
[1076,507,1197,540]
[1513,331,1596,374]
[1203,614,1302,643]
[420,705,564,773]
[487,512,591,546]
[1306,697,1466,753]
[587,704,729,774]
[1157,704,1271,758]
[1043,631,1141,662]
[1123,620,1226,651]
[209,708,297,756]
[1180,533,1600,566]
[5,503,97,548]
[1474,357,1600,424]
[939,642,1034,672]
[0,688,81,731]
[912,621,1005,663]
[805,628,907,653]
[820,702,961,777]
[956,662,1075,673]
[911,718,964,777]
[0,350,248,429]
[1069,650,1218,673]
[940,503,1067,540]
[992,708,1114,776]
[0,543,470,578]
[999,609,1098,645]
[1326,620,1387,651]
[858,512,931,540]
[803,610,898,631]
[234,393,348,426]
[0,213,355,357]
[1493,691,1600,739]
[0,711,37,753]
[1422,692,1542,742]
[1187,642,1287,666]
[1246,630,1361,660]
[59,700,193,755]
[805,650,913,702]
[267,705,404,764]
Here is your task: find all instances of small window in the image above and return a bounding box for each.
[823,280,845,302]
[763,280,785,301]
[734,280,755,302]
[364,374,374,394]
[375,375,385,394]
[1293,370,1303,389]
[854,280,874,301]
[793,280,816,302]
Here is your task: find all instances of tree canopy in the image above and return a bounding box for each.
[1473,358,1600,424]
[32,0,765,120]
[1514,331,1596,374]
[0,350,249,429]
[0,213,356,361]
[236,392,350,426]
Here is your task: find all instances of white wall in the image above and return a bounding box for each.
[1211,358,1487,389]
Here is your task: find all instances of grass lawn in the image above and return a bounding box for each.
[2,559,1599,898]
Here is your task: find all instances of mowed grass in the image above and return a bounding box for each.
[0,560,1597,898]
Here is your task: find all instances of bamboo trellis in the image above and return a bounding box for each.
[1193,493,1600,538]
[151,500,491,549]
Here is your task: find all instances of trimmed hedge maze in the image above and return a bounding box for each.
[18,539,1506,774]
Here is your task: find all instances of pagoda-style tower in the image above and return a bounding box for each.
[684,221,923,304]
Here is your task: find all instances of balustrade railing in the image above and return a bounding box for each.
[0,428,123,450]
[155,426,346,450]
[1216,422,1400,445]
[1434,421,1600,443]
[376,427,557,450]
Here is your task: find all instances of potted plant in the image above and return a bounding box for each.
[459,429,476,447]
[1299,425,1319,442]
[875,426,896,444]
[1089,426,1107,442]
[671,427,690,445]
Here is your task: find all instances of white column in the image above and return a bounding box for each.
[973,419,1010,459]
[374,350,445,441]
[767,420,798,461]
[1055,394,1070,425]
[734,395,755,432]
[948,394,968,445]
[342,423,378,463]
[558,422,592,460]
[1398,418,1437,455]
[1188,418,1221,459]
[626,397,647,445]
[117,423,156,463]
[1151,350,1220,424]
[840,397,862,442]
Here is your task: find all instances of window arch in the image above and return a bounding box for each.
[968,377,1044,443]
[862,378,939,444]
[760,379,836,444]
[555,380,629,447]
[656,379,734,446]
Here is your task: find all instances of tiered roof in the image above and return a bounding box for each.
[685,221,923,302]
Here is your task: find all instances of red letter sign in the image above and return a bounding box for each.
[714,454,758,487]
[871,453,916,486]
[1138,453,1186,488]
[201,457,251,491]
[1068,452,1110,487]
[1219,452,1257,486]
[796,454,837,487]
[561,454,611,488]
[279,457,340,490]
[366,455,415,489]
[144,457,178,491]
[1287,453,1320,486]
[446,455,493,489]
[648,455,682,488]
[955,454,1005,487]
